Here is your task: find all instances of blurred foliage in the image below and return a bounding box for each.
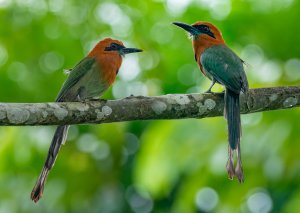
[0,0,300,212]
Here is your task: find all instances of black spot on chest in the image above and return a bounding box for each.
[116,69,119,75]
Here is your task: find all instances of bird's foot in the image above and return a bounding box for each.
[205,79,216,93]
[204,89,225,94]
[99,99,108,104]
[89,98,101,101]
[204,88,213,93]
[79,98,105,103]
[84,97,103,102]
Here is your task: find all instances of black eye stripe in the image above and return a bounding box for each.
[196,25,210,31]
[105,43,124,51]
[111,43,119,48]
[194,24,216,39]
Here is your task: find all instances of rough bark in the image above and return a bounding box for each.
[0,86,299,126]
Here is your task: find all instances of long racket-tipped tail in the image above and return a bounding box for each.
[225,89,241,151]
[31,125,69,202]
[224,89,243,182]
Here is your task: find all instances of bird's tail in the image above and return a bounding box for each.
[31,125,69,202]
[225,89,241,150]
[225,89,244,182]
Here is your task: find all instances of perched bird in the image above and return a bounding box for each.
[31,38,142,202]
[173,21,248,182]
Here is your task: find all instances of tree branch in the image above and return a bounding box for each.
[0,86,299,126]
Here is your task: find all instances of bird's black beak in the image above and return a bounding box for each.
[120,47,143,55]
[173,22,199,35]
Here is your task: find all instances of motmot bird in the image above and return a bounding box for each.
[173,21,249,182]
[31,38,142,202]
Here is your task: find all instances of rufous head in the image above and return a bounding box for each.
[86,38,142,86]
[88,38,142,58]
[173,21,225,44]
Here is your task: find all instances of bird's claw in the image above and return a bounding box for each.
[204,88,212,93]
[204,89,215,94]
[204,79,216,93]
[89,98,101,101]
[204,89,225,94]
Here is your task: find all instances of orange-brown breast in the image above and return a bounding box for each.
[87,38,123,87]
[97,52,122,86]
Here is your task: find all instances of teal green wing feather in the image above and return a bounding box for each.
[56,57,96,102]
[200,45,248,93]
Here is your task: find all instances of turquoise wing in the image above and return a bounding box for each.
[200,45,248,93]
[56,57,96,102]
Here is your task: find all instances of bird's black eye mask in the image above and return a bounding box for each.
[105,43,124,51]
[194,25,216,39]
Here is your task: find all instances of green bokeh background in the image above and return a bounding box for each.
[1,0,300,212]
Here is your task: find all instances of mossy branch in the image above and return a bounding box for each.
[0,86,299,126]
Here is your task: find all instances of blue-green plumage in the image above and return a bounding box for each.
[201,44,248,150]
[173,21,249,182]
[200,45,248,94]
[46,56,109,182]
[32,38,142,202]
[56,57,109,102]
